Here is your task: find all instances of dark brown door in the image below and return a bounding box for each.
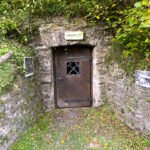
[54,46,92,108]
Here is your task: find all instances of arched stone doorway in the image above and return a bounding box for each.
[32,19,111,112]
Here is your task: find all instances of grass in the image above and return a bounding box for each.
[10,106,150,150]
[0,38,34,94]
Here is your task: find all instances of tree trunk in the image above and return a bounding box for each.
[0,51,13,64]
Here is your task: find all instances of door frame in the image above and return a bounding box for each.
[36,25,110,112]
[53,45,93,108]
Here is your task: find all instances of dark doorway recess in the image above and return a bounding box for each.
[54,45,92,108]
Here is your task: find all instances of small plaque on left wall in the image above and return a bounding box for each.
[24,57,34,77]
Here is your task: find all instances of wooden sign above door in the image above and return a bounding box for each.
[64,31,84,40]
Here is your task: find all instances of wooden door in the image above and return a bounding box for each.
[54,45,92,108]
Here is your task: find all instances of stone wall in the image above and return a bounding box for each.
[30,17,111,111]
[1,16,150,149]
[30,17,150,135]
[106,63,150,135]
[35,46,55,112]
[0,75,42,150]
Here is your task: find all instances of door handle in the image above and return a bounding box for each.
[57,77,63,81]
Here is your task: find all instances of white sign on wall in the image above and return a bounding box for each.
[24,57,34,77]
[65,31,84,40]
[135,70,150,88]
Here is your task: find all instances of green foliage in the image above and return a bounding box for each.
[113,0,150,56]
[110,0,150,72]
[0,0,149,74]
[0,0,43,42]
[0,38,34,94]
[126,106,131,111]
[0,111,5,119]
[0,0,139,39]
[0,63,14,93]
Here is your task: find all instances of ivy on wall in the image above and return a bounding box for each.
[0,0,141,40]
[0,38,34,94]
[109,0,150,74]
